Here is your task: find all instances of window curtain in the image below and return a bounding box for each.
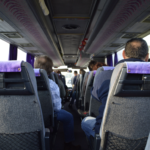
[26,53,35,67]
[9,44,18,60]
[107,54,113,66]
[114,52,118,66]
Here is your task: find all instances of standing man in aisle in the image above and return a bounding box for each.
[69,71,78,108]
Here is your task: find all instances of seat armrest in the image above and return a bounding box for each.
[94,134,101,150]
[45,128,50,150]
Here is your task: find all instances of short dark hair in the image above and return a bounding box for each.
[125,38,148,59]
[34,55,53,75]
[80,69,85,74]
[88,60,97,71]
[74,71,77,74]
[56,70,61,74]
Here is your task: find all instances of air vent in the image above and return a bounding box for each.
[109,44,121,47]
[122,33,139,39]
[142,16,150,23]
[62,24,79,30]
[19,43,33,47]
[0,32,23,38]
[28,50,40,53]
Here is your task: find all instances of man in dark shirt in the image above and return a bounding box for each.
[81,38,149,139]
[69,71,78,108]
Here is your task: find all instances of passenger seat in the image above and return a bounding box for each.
[0,61,50,150]
[100,62,150,150]
[89,67,114,117]
[34,69,54,128]
[84,70,96,111]
[78,72,89,109]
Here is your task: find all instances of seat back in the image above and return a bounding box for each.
[100,62,150,150]
[75,75,81,107]
[79,73,85,96]
[49,72,55,82]
[34,69,54,127]
[81,72,89,98]
[53,72,66,98]
[0,61,45,150]
[53,72,59,85]
[84,71,96,111]
[89,67,114,117]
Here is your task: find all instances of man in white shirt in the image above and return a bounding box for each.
[34,56,80,150]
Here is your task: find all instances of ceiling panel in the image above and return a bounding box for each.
[126,22,150,33]
[50,0,94,17]
[0,20,16,32]
[53,19,89,34]
[59,34,83,55]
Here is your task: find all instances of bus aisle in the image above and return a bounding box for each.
[53,102,90,150]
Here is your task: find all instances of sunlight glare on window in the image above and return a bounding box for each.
[0,39,9,61]
[117,49,124,61]
[17,49,27,61]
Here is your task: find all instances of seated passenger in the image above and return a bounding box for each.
[82,61,107,97]
[34,56,81,150]
[81,38,149,140]
[79,61,107,116]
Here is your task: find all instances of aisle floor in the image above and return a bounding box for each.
[53,102,90,150]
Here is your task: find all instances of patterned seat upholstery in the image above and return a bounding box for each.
[100,62,150,150]
[0,61,50,150]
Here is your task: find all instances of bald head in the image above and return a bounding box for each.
[124,38,149,61]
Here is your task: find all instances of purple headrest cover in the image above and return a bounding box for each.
[102,66,114,70]
[93,70,97,76]
[126,62,150,74]
[0,61,22,72]
[34,69,41,76]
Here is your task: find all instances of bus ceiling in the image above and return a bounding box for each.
[0,0,150,67]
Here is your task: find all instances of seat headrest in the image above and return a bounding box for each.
[113,62,150,97]
[93,70,97,76]
[126,62,150,74]
[102,66,114,71]
[0,61,22,72]
[34,69,41,77]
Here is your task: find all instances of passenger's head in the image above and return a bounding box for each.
[74,71,78,76]
[80,69,85,74]
[34,55,53,75]
[123,38,149,61]
[96,62,107,69]
[56,70,61,75]
[88,60,97,71]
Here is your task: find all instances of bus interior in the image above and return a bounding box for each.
[0,0,150,150]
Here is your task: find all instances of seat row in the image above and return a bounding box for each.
[76,62,150,150]
[0,61,64,150]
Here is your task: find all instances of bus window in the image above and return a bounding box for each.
[0,39,9,61]
[17,49,26,61]
[117,49,124,61]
